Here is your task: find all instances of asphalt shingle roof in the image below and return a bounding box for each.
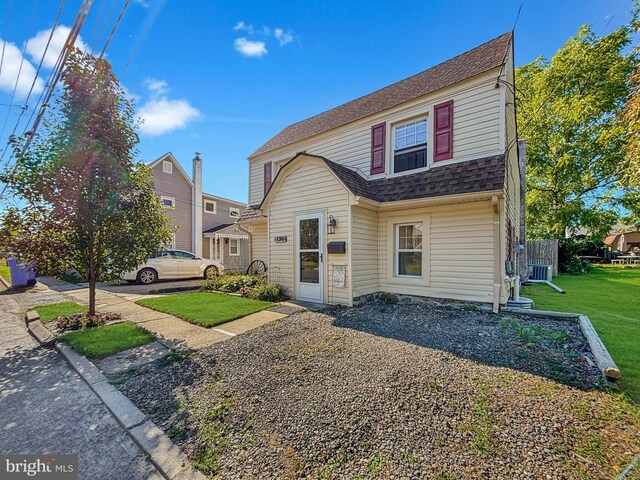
[250,32,512,158]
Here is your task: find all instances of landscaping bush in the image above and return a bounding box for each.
[55,312,122,333]
[249,282,286,302]
[558,237,603,274]
[202,274,263,293]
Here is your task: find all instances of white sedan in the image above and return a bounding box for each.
[122,250,224,284]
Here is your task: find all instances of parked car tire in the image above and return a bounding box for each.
[204,265,219,279]
[137,268,157,284]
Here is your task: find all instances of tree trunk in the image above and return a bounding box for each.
[88,271,96,316]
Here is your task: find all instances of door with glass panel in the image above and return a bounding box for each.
[296,213,324,303]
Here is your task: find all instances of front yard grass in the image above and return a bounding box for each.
[63,322,154,358]
[34,301,85,322]
[521,266,640,402]
[135,292,276,328]
[0,260,11,285]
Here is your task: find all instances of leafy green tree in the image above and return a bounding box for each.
[516,21,639,239]
[0,49,172,314]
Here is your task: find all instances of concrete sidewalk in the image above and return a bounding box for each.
[0,286,163,480]
[37,277,292,350]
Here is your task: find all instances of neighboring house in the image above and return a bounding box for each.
[148,153,251,272]
[239,32,521,309]
[605,231,640,253]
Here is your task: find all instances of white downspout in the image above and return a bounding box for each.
[492,196,501,313]
[192,153,203,257]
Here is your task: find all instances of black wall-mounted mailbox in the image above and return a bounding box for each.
[327,241,346,254]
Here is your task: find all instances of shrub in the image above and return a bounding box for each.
[55,312,122,333]
[250,282,286,302]
[202,274,263,293]
[558,237,602,274]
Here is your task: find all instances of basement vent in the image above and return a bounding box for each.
[529,264,552,282]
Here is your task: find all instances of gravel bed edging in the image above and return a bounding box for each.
[54,340,205,480]
[500,307,621,379]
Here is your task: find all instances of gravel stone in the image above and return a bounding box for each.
[119,303,640,479]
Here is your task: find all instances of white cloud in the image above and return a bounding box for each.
[234,37,267,57]
[0,40,44,99]
[233,21,254,35]
[134,0,151,7]
[137,79,200,136]
[143,78,169,96]
[274,28,294,46]
[25,25,87,70]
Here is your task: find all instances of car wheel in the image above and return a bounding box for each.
[204,266,219,279]
[137,268,157,284]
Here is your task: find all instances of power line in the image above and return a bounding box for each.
[519,0,627,133]
[83,0,107,54]
[120,0,164,80]
[2,0,68,159]
[0,0,12,80]
[0,0,39,148]
[98,0,130,58]
[90,0,118,56]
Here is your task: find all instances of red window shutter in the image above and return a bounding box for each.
[370,122,386,175]
[433,100,453,161]
[263,162,272,195]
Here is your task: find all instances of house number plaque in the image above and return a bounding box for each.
[274,236,288,243]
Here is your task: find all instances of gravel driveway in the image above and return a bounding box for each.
[119,303,640,479]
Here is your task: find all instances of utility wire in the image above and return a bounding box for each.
[0,0,12,80]
[2,0,68,161]
[83,0,107,55]
[98,0,130,59]
[90,0,118,56]
[120,0,164,80]
[0,0,39,148]
[519,0,626,133]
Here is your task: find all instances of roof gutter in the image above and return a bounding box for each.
[354,189,504,210]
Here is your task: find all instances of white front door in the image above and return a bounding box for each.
[296,212,324,303]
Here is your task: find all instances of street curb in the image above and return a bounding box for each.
[499,307,621,379]
[55,342,205,480]
[24,311,57,346]
[0,274,10,289]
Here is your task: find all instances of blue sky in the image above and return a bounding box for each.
[0,0,635,204]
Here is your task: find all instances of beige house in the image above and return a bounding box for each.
[239,32,522,309]
[149,153,251,272]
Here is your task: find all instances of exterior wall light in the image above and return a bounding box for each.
[327,215,337,234]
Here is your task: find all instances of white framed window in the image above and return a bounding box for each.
[229,207,240,218]
[393,118,427,173]
[160,196,175,209]
[395,223,423,277]
[204,200,217,214]
[229,238,240,256]
[162,160,173,174]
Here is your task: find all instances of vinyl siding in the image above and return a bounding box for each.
[152,158,192,251]
[201,196,245,231]
[249,68,503,205]
[267,160,351,305]
[249,222,268,264]
[502,43,520,302]
[378,201,495,303]
[351,206,379,297]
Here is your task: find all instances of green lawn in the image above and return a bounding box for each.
[35,301,86,322]
[0,260,11,285]
[136,292,276,328]
[521,266,640,402]
[63,322,154,358]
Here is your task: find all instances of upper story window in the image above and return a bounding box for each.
[394,119,427,173]
[204,200,217,214]
[162,160,173,174]
[229,207,240,218]
[160,196,175,209]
